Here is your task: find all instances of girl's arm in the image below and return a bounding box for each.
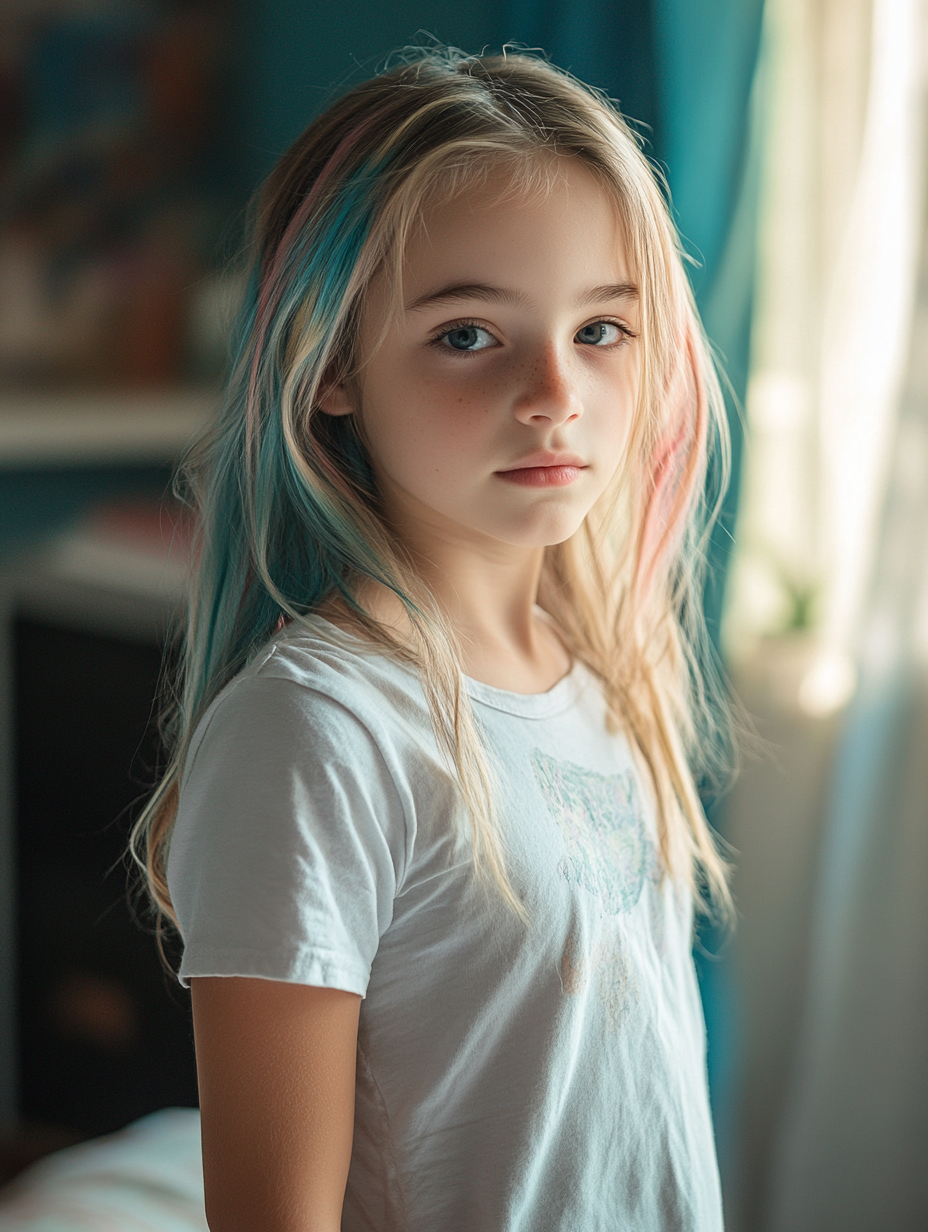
[191,977,362,1232]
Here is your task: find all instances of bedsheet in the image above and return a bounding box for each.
[0,1108,206,1231]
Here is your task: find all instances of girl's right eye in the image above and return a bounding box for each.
[433,324,497,352]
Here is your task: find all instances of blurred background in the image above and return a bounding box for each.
[0,1,925,1230]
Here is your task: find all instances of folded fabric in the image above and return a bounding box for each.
[0,1108,206,1231]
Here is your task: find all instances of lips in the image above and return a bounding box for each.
[496,452,587,488]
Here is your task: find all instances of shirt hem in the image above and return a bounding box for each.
[177,947,369,995]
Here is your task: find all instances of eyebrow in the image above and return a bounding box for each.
[406,280,639,313]
[579,283,639,307]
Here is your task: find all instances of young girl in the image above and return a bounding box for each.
[134,47,733,1232]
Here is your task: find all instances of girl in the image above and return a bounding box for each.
[134,47,733,1232]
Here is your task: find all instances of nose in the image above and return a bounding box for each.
[512,343,583,428]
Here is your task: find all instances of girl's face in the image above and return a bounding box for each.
[324,160,641,556]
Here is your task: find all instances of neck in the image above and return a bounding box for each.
[360,508,572,694]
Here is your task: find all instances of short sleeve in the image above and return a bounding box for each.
[166,674,407,993]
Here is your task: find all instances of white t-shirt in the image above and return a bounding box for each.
[168,618,723,1232]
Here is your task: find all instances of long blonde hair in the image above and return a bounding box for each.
[131,47,734,939]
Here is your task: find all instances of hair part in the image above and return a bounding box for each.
[131,46,735,947]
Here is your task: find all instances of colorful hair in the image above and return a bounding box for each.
[131,47,734,937]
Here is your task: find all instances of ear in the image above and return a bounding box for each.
[317,380,355,418]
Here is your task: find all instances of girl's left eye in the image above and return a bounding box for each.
[434,324,497,352]
[575,321,627,346]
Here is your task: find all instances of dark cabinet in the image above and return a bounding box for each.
[2,573,197,1138]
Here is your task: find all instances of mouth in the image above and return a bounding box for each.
[495,452,587,488]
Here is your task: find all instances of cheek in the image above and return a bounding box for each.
[592,371,638,452]
[364,372,493,473]
[357,402,457,498]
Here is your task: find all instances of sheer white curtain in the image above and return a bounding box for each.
[731,0,928,1226]
[728,0,925,705]
[767,175,928,1232]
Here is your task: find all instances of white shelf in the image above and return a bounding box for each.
[0,388,218,467]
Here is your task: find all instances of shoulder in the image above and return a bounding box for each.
[247,616,422,714]
[169,622,425,953]
[185,618,429,782]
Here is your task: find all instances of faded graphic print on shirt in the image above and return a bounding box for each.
[531,749,657,914]
[531,749,660,1024]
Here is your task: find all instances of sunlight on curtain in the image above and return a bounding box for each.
[723,0,928,1225]
[765,149,928,1232]
[725,0,926,716]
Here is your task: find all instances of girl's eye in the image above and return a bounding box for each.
[436,324,497,352]
[575,321,627,346]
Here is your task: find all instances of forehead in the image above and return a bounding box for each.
[395,159,633,302]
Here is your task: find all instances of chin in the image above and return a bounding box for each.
[494,513,587,549]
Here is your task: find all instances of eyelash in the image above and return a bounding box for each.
[428,317,638,352]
